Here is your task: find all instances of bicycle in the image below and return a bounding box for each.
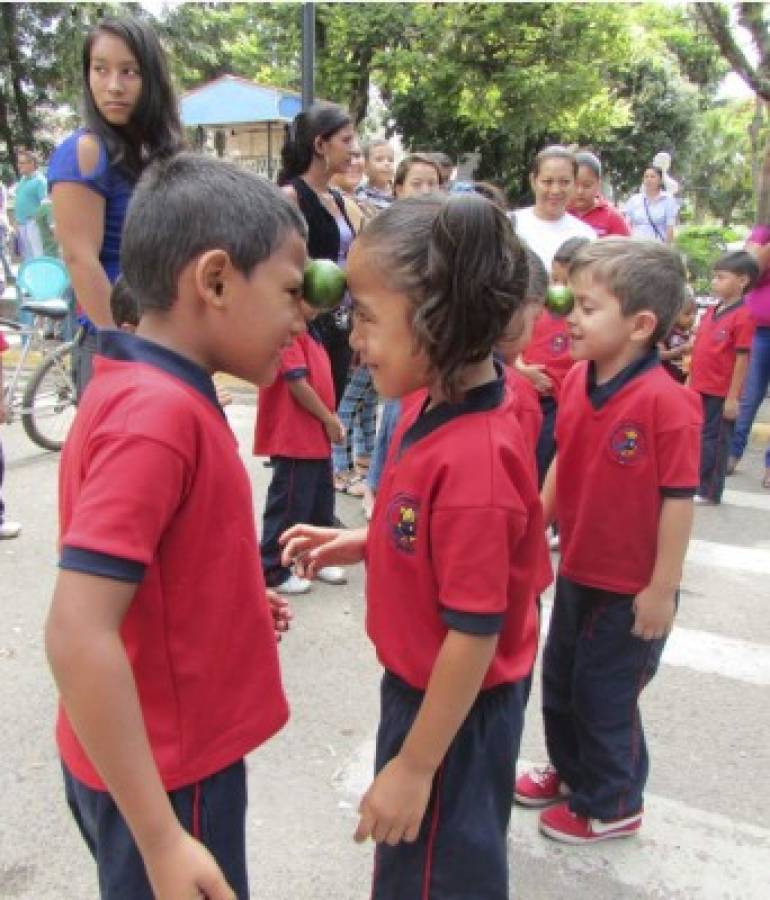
[1,299,79,452]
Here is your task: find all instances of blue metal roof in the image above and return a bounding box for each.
[180,75,302,127]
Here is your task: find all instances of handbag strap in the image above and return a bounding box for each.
[643,196,666,242]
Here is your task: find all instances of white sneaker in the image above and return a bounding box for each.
[276,574,312,595]
[693,494,715,506]
[0,521,21,540]
[316,566,347,585]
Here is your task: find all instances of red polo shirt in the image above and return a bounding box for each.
[568,197,630,238]
[366,372,547,691]
[254,327,335,459]
[504,364,543,474]
[689,300,755,398]
[57,330,289,791]
[0,332,8,353]
[556,354,701,595]
[521,310,574,401]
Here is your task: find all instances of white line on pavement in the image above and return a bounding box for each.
[686,539,770,576]
[720,488,770,512]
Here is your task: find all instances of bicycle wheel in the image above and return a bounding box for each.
[21,340,77,452]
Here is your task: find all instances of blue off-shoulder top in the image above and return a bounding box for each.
[47,129,135,285]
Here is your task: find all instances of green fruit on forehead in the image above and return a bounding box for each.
[302,259,347,310]
[546,284,574,317]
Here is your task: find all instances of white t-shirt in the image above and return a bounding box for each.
[514,206,595,270]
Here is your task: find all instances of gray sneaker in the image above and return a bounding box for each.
[0,521,22,540]
[276,574,312,595]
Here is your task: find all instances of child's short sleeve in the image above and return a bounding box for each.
[60,433,189,582]
[47,131,111,199]
[431,506,527,634]
[735,312,755,351]
[280,337,309,380]
[655,389,702,495]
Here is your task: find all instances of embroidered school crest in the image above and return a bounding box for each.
[608,421,647,465]
[550,333,569,354]
[713,327,728,343]
[387,493,420,553]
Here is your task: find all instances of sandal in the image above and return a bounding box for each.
[334,472,353,493]
[345,475,366,497]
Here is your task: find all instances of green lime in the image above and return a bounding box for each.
[546,285,574,317]
[302,259,347,310]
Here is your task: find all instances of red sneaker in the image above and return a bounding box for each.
[539,801,642,844]
[514,764,569,808]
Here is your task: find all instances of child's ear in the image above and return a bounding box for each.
[632,309,658,345]
[195,249,231,308]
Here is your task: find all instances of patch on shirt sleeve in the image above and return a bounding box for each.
[387,493,420,554]
[608,421,648,466]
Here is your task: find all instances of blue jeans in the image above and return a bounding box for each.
[332,365,378,473]
[731,326,770,467]
[366,399,401,491]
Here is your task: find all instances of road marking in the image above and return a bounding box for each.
[334,742,770,900]
[686,538,770,575]
[717,488,770,512]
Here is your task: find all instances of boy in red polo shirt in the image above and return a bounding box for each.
[45,154,303,900]
[515,238,702,843]
[689,250,758,504]
[255,303,347,594]
[282,195,545,899]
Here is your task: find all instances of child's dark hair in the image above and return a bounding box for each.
[110,276,140,327]
[574,151,602,179]
[356,194,529,401]
[531,145,578,178]
[525,248,548,302]
[363,137,391,161]
[394,154,441,189]
[568,238,687,343]
[278,102,351,185]
[472,181,508,211]
[554,236,591,266]
[83,17,183,180]
[713,250,760,292]
[121,153,307,313]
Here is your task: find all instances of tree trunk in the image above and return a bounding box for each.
[757,132,770,225]
[749,96,764,201]
[0,84,18,175]
[1,4,35,149]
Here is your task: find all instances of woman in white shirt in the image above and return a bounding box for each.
[514,145,595,270]
[624,166,679,243]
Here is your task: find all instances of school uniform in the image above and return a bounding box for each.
[58,329,289,899]
[255,326,336,586]
[521,309,575,485]
[690,300,755,502]
[545,352,700,822]
[366,369,547,900]
[568,197,631,238]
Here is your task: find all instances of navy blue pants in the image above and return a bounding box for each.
[535,396,557,489]
[63,758,249,899]
[260,456,334,586]
[371,671,524,900]
[698,392,733,503]
[542,576,670,821]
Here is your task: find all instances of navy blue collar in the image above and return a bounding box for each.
[398,363,506,457]
[586,350,660,410]
[97,329,223,415]
[713,297,745,320]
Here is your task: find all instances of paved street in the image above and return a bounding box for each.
[1,396,769,899]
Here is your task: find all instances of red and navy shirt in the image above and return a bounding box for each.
[690,300,755,398]
[366,369,548,691]
[57,330,288,791]
[504,365,542,478]
[521,310,574,401]
[568,197,631,238]
[555,353,702,596]
[254,325,335,459]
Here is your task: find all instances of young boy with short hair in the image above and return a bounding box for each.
[254,300,348,594]
[516,238,702,844]
[356,138,395,211]
[689,250,758,504]
[45,153,302,899]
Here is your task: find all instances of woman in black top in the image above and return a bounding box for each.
[278,103,357,404]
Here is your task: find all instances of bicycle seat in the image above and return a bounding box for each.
[19,298,70,319]
[16,257,71,305]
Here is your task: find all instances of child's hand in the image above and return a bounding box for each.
[632,584,676,640]
[354,754,433,845]
[266,588,292,640]
[280,525,367,578]
[325,414,346,444]
[144,828,235,900]
[723,398,739,421]
[518,363,553,394]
